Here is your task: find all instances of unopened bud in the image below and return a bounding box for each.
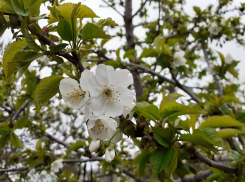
[42,26,49,35]
[105,148,115,163]
[89,140,100,153]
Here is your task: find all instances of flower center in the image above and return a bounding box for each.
[101,84,121,104]
[91,119,109,134]
[67,85,86,104]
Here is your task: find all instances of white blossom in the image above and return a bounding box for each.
[207,61,216,75]
[87,65,135,117]
[173,51,186,67]
[105,148,115,163]
[89,139,100,152]
[40,170,47,178]
[220,18,226,26]
[123,102,135,120]
[59,70,92,109]
[51,159,63,172]
[87,115,117,140]
[225,53,233,64]
[208,22,221,35]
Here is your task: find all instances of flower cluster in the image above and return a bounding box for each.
[59,64,136,162]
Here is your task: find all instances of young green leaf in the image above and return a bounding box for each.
[10,132,22,148]
[139,152,151,177]
[150,148,169,175]
[54,43,69,52]
[14,115,29,129]
[134,103,160,121]
[218,128,244,139]
[57,20,73,41]
[33,75,64,112]
[11,0,29,16]
[160,101,205,120]
[123,49,136,59]
[96,18,119,28]
[82,23,111,40]
[199,116,245,129]
[3,39,27,78]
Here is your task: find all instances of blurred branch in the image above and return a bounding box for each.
[101,0,124,17]
[12,99,30,123]
[175,169,213,182]
[131,0,148,19]
[188,148,237,174]
[46,132,70,148]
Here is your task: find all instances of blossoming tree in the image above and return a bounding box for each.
[1,0,245,181]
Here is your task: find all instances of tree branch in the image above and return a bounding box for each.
[122,168,144,182]
[131,0,148,19]
[188,148,237,174]
[46,132,70,148]
[35,33,85,73]
[175,169,213,182]
[12,99,30,122]
[101,0,124,17]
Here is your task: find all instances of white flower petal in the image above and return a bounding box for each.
[88,74,103,97]
[59,78,80,96]
[80,69,93,91]
[87,96,107,116]
[95,64,110,85]
[110,69,133,88]
[105,148,115,163]
[88,117,117,140]
[89,140,100,152]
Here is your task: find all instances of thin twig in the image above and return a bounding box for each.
[131,0,148,19]
[46,132,70,148]
[101,0,124,17]
[12,99,30,122]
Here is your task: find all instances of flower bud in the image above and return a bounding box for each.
[105,148,115,163]
[89,140,100,153]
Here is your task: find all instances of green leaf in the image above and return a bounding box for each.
[198,128,223,147]
[139,48,158,60]
[104,60,120,69]
[0,0,15,13]
[3,39,27,78]
[152,127,173,147]
[199,116,245,129]
[179,133,216,151]
[33,75,64,112]
[156,54,171,68]
[134,103,160,121]
[218,129,245,139]
[0,14,6,36]
[164,147,178,177]
[0,131,10,146]
[21,19,40,52]
[150,148,170,175]
[96,18,119,28]
[82,23,111,40]
[66,141,85,156]
[14,115,28,129]
[160,101,206,120]
[139,152,151,177]
[227,67,238,78]
[217,51,225,64]
[54,43,69,52]
[229,150,245,164]
[123,49,136,59]
[59,65,77,80]
[10,132,21,148]
[48,3,99,24]
[36,138,43,152]
[160,93,183,111]
[11,0,29,16]
[154,35,161,53]
[57,20,73,41]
